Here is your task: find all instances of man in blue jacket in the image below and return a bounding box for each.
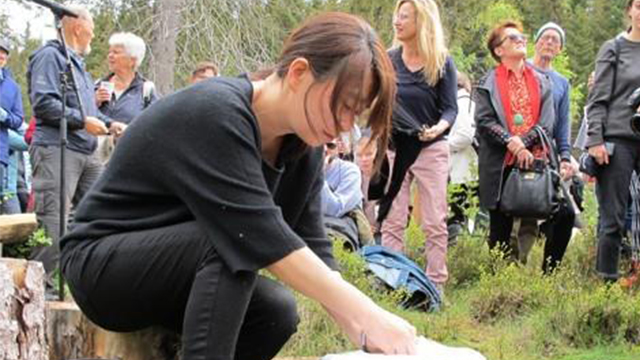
[511,22,577,272]
[0,39,25,202]
[27,6,126,280]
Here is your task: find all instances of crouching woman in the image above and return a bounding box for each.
[60,12,417,360]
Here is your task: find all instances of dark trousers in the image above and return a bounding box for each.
[595,140,640,280]
[489,203,575,274]
[61,221,299,360]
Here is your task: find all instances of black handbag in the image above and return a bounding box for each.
[499,126,560,219]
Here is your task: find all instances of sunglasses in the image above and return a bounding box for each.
[326,142,338,150]
[497,33,528,47]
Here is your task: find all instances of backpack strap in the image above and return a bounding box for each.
[142,81,155,109]
[610,36,622,102]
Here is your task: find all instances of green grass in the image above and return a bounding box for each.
[278,185,640,359]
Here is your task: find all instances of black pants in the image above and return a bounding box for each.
[60,221,299,360]
[595,140,640,280]
[489,202,575,274]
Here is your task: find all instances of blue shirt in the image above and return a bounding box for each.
[534,66,571,160]
[321,157,363,218]
[0,68,24,165]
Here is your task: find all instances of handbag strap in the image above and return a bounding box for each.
[534,126,559,171]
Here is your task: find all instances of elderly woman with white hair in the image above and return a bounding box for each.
[95,32,158,124]
[95,32,158,163]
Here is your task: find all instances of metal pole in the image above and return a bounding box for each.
[53,17,88,302]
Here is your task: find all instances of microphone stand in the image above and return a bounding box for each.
[52,15,88,302]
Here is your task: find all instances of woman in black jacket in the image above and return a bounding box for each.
[475,21,560,265]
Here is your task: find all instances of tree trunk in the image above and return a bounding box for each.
[149,0,185,95]
[46,301,180,360]
[0,258,47,360]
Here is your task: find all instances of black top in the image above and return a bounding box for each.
[388,47,458,144]
[61,76,337,273]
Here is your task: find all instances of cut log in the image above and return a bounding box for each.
[46,301,180,360]
[0,213,38,245]
[0,258,47,360]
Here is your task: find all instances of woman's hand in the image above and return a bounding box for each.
[419,120,449,142]
[588,144,609,165]
[507,136,525,155]
[360,307,417,354]
[326,301,417,355]
[95,87,111,106]
[267,249,417,355]
[516,149,534,169]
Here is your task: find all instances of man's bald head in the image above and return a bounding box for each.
[61,6,95,56]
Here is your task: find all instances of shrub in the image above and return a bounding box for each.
[539,285,640,348]
[469,262,554,323]
[3,228,52,259]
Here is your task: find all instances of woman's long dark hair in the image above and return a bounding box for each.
[255,12,396,171]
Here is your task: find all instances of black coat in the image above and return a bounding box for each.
[475,67,555,210]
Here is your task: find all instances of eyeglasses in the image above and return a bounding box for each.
[539,34,561,45]
[497,33,528,47]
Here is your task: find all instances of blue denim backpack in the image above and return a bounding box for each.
[361,245,442,311]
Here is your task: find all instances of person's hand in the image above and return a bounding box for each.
[362,307,417,354]
[560,160,576,181]
[507,136,526,155]
[84,116,109,136]
[109,121,128,139]
[588,144,609,165]
[582,173,596,183]
[516,149,534,169]
[329,303,417,355]
[419,121,449,142]
[0,107,8,122]
[95,87,111,106]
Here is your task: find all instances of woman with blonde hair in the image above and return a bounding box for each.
[378,0,458,293]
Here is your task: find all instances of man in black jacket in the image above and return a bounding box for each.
[27,5,126,279]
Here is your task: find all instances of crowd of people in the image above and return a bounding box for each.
[1,0,639,358]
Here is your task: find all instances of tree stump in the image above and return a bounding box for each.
[0,258,47,360]
[46,301,180,360]
[0,214,38,256]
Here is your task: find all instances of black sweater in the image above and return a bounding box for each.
[61,76,337,272]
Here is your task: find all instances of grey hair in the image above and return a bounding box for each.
[60,5,92,28]
[109,32,146,69]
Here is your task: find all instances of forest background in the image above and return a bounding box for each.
[0,0,633,138]
[1,1,639,359]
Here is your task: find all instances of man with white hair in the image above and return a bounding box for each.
[510,22,577,272]
[26,6,126,282]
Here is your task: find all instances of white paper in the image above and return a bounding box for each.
[321,337,486,360]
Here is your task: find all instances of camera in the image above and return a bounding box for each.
[629,87,640,135]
